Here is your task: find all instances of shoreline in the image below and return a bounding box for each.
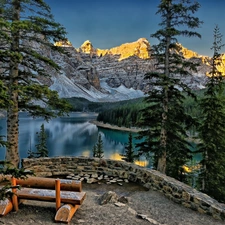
[90,120,142,133]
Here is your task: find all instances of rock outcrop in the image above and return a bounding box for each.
[78,38,151,61]
[54,39,73,47]
[176,43,200,59]
[217,54,225,75]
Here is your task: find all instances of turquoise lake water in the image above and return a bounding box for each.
[0,112,148,166]
[0,112,201,168]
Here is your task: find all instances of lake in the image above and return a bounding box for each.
[0,112,149,166]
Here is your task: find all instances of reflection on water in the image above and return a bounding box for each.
[0,112,149,167]
[109,152,149,167]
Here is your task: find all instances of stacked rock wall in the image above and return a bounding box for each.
[22,156,225,221]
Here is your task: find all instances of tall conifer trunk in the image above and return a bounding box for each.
[5,0,20,167]
[157,2,171,174]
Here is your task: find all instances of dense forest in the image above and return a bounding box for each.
[96,98,146,127]
[65,97,144,113]
[96,90,203,128]
[66,89,204,128]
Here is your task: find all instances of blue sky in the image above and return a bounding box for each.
[45,0,225,56]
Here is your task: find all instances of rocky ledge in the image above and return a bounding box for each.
[66,173,129,186]
[22,156,225,221]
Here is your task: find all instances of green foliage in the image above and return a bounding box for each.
[197,25,225,203]
[0,0,71,166]
[121,133,136,163]
[27,123,48,158]
[93,133,104,158]
[136,0,202,177]
[0,80,10,109]
[67,97,144,113]
[0,80,9,148]
[35,123,48,157]
[97,98,146,127]
[0,160,33,200]
[92,144,97,158]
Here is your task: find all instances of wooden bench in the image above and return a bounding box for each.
[0,176,86,223]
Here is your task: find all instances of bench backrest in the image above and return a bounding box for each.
[15,177,82,192]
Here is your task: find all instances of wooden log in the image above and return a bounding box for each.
[55,179,61,211]
[0,198,13,216]
[55,204,79,223]
[11,177,19,211]
[16,188,86,205]
[16,177,82,192]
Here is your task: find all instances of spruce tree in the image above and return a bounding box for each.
[121,133,135,163]
[35,123,48,158]
[94,134,104,158]
[136,0,202,178]
[0,81,9,148]
[92,144,97,158]
[197,25,225,202]
[0,0,71,167]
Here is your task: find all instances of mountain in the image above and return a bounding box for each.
[78,38,151,60]
[50,38,224,102]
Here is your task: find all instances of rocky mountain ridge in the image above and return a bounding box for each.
[50,38,225,102]
[78,38,151,61]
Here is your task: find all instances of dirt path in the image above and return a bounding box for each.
[0,182,224,225]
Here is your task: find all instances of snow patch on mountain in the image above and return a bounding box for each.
[49,75,145,102]
[100,79,145,101]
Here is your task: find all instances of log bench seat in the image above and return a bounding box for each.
[0,176,86,223]
[16,187,86,205]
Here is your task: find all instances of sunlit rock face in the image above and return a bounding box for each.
[217,54,225,75]
[79,40,95,55]
[204,53,225,77]
[176,43,200,59]
[106,38,151,60]
[78,38,151,60]
[175,44,225,76]
[54,39,73,47]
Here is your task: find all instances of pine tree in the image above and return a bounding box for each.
[197,25,225,202]
[35,123,48,158]
[94,133,104,158]
[92,144,97,158]
[0,81,9,148]
[121,133,135,163]
[0,0,71,167]
[136,0,202,178]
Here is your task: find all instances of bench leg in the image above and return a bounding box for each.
[11,177,19,211]
[55,179,61,211]
[55,204,79,223]
[0,198,13,216]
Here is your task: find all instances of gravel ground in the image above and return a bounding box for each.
[0,182,224,225]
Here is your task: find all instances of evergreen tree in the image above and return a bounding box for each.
[35,123,48,157]
[197,25,225,202]
[27,149,35,158]
[136,0,202,178]
[0,0,71,167]
[92,144,97,158]
[0,81,9,148]
[121,133,135,163]
[93,133,104,158]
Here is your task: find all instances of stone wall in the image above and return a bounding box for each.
[22,156,225,221]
